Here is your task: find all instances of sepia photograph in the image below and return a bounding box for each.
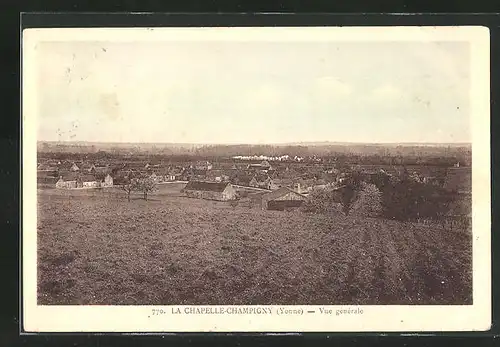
[22,26,491,332]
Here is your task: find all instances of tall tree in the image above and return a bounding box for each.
[136,177,157,201]
[340,170,363,216]
[121,177,138,202]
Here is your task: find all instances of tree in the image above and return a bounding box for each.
[340,170,363,216]
[121,177,139,202]
[136,177,157,201]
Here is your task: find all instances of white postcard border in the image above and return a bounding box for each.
[22,26,491,333]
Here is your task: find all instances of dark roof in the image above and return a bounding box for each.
[183,181,230,193]
[60,173,98,182]
[94,172,110,180]
[443,168,472,194]
[254,173,271,182]
[294,178,319,187]
[273,178,294,187]
[188,169,207,176]
[60,172,79,181]
[261,187,307,202]
[207,169,225,177]
[79,174,98,182]
[231,174,255,186]
[92,166,111,174]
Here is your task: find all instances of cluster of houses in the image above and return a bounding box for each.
[37,157,470,215]
[37,161,115,189]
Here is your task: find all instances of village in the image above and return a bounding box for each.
[36,154,471,218]
[35,150,474,307]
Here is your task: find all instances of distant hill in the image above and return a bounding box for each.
[36,140,472,160]
[37,140,471,150]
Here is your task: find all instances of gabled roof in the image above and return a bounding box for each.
[254,173,271,182]
[207,169,226,177]
[79,174,98,182]
[94,172,111,181]
[261,187,307,201]
[183,181,230,193]
[60,172,79,181]
[59,172,99,182]
[92,166,111,174]
[273,178,294,186]
[231,174,255,186]
[294,178,317,187]
[191,169,208,176]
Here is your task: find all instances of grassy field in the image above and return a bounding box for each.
[36,185,472,305]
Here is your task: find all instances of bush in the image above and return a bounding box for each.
[350,182,383,218]
[339,171,363,216]
[300,187,343,214]
[378,178,454,222]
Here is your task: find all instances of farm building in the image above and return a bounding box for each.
[247,160,272,171]
[56,173,78,189]
[182,168,208,181]
[81,176,100,188]
[148,171,163,183]
[181,181,237,201]
[230,172,258,187]
[163,173,177,181]
[251,174,276,190]
[89,165,112,175]
[55,173,112,189]
[206,169,230,183]
[260,187,307,211]
[272,178,294,190]
[100,174,114,187]
[292,179,321,194]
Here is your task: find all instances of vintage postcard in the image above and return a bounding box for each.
[22,26,491,332]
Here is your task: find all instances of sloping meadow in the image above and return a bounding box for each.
[37,192,472,305]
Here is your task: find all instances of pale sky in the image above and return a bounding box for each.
[36,40,471,144]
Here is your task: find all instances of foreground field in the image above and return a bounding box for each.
[36,189,472,305]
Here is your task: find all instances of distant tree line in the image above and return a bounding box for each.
[38,146,471,167]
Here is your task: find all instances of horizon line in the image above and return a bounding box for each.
[37,140,472,146]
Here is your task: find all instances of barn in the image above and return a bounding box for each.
[182,181,237,201]
[55,173,105,189]
[260,187,307,211]
[101,173,114,187]
[252,173,276,190]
